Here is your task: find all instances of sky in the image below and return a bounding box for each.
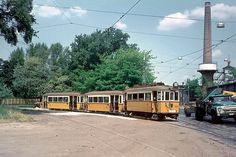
[0,0,236,85]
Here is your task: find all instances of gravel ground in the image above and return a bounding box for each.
[0,110,235,157]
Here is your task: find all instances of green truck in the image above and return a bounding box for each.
[195,94,236,123]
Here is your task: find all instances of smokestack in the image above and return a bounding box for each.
[198,2,217,97]
[203,2,212,64]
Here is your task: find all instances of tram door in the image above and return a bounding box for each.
[110,95,119,112]
[69,96,73,110]
[152,91,158,113]
[73,96,77,110]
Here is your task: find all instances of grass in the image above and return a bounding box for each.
[0,105,33,123]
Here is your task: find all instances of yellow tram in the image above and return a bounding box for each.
[85,90,123,113]
[124,85,180,120]
[43,92,83,110]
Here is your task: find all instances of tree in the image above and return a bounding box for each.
[0,81,13,98]
[0,0,36,45]
[12,57,50,98]
[73,48,155,93]
[26,43,49,64]
[69,28,133,71]
[0,48,25,90]
[186,78,203,100]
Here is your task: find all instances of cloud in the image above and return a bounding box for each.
[212,49,222,59]
[157,3,236,31]
[157,12,195,31]
[69,6,87,17]
[32,5,87,18]
[114,21,127,30]
[191,3,236,20]
[32,5,62,17]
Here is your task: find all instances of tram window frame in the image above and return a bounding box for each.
[145,93,151,101]
[139,93,144,101]
[157,91,162,100]
[165,91,170,100]
[119,96,122,104]
[133,93,138,100]
[162,91,165,100]
[170,92,174,101]
[175,92,179,101]
[53,97,58,102]
[104,97,109,103]
[48,97,53,102]
[98,97,103,103]
[128,94,132,100]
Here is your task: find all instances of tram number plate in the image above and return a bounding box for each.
[169,110,176,113]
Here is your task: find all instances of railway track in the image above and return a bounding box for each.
[166,112,236,149]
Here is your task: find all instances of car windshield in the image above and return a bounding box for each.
[213,96,232,102]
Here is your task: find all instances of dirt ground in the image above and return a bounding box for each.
[0,110,235,157]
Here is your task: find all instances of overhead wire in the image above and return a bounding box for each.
[108,0,142,29]
[34,3,236,23]
[158,33,236,80]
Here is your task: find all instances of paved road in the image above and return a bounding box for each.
[166,109,236,148]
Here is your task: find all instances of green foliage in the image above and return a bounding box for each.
[12,57,50,98]
[186,78,203,100]
[0,81,13,98]
[70,28,132,71]
[73,48,155,93]
[0,0,36,45]
[9,47,25,66]
[26,43,49,64]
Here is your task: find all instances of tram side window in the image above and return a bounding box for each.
[81,96,84,103]
[170,92,174,100]
[53,97,58,102]
[133,93,138,100]
[63,97,68,102]
[157,92,162,100]
[139,93,144,101]
[58,97,63,102]
[94,97,98,103]
[128,94,132,100]
[48,97,53,102]
[77,97,80,103]
[98,97,103,103]
[175,92,179,101]
[88,97,93,103]
[145,93,151,101]
[165,92,170,100]
[104,97,109,103]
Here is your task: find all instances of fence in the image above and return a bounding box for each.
[0,98,39,105]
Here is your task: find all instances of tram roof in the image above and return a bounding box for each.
[85,90,123,95]
[43,92,81,96]
[125,85,176,92]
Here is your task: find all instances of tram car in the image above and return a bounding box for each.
[85,90,124,113]
[43,92,83,110]
[39,84,180,120]
[124,85,180,120]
